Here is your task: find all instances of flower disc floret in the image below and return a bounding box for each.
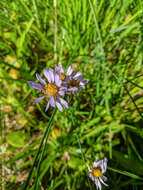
[45,83,58,97]
[92,168,102,178]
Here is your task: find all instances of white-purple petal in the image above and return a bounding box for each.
[73,72,82,79]
[89,174,94,182]
[33,96,45,104]
[95,179,99,187]
[58,90,65,96]
[58,87,67,96]
[43,69,52,83]
[60,65,64,73]
[58,97,68,109]
[27,81,44,91]
[56,101,63,112]
[68,87,78,94]
[102,158,107,173]
[102,176,108,182]
[99,177,108,186]
[60,87,67,91]
[55,64,64,74]
[68,87,78,92]
[36,73,47,85]
[49,96,56,107]
[87,165,92,172]
[93,160,100,168]
[49,69,55,83]
[45,102,50,112]
[55,65,60,73]
[55,74,62,87]
[97,180,102,190]
[79,85,85,89]
[66,66,73,76]
[79,80,88,86]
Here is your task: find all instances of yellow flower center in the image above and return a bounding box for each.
[92,168,102,178]
[45,83,58,97]
[69,80,79,88]
[59,73,65,81]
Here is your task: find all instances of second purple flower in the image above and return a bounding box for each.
[55,64,88,94]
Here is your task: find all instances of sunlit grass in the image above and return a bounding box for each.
[1,0,143,189]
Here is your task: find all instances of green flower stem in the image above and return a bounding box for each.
[23,108,57,190]
[69,108,92,190]
[75,133,93,190]
[34,108,57,190]
[75,134,86,163]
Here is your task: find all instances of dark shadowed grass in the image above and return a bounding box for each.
[1,0,143,189]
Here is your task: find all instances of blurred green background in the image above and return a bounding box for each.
[1,0,143,189]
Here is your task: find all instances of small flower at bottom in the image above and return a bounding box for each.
[88,158,108,190]
[55,64,88,94]
[27,68,68,112]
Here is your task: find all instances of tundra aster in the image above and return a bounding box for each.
[55,64,88,94]
[27,69,68,112]
[88,158,108,190]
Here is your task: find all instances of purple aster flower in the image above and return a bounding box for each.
[88,158,108,190]
[27,69,68,112]
[55,64,88,94]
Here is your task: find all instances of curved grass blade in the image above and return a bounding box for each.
[108,167,143,180]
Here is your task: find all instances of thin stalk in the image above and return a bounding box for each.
[124,87,143,120]
[32,0,41,28]
[88,0,104,55]
[114,72,143,90]
[88,0,107,99]
[1,105,5,190]
[75,134,93,190]
[54,0,58,65]
[112,72,143,120]
[75,134,86,163]
[69,107,92,190]
[23,108,57,190]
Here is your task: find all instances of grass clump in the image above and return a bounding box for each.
[1,0,143,190]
